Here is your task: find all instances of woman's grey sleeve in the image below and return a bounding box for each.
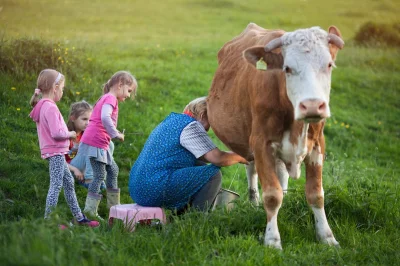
[180,121,216,158]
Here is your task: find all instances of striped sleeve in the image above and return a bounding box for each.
[180,121,216,158]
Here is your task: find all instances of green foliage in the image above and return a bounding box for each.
[354,21,400,47]
[0,0,399,265]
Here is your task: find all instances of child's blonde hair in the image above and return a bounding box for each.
[30,69,65,107]
[102,71,138,95]
[183,96,208,120]
[67,100,93,131]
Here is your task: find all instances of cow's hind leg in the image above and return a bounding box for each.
[305,150,339,246]
[246,161,260,205]
[275,159,289,195]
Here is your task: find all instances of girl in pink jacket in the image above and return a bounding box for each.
[29,69,99,227]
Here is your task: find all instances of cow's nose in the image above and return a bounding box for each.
[298,99,328,119]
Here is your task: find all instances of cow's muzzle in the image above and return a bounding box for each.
[297,99,329,122]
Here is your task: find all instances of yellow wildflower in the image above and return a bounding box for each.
[76,92,81,95]
[87,58,92,61]
[378,121,382,125]
[11,87,16,91]
[345,124,350,129]
[16,108,20,111]
[340,122,345,127]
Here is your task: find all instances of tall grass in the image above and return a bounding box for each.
[0,0,399,265]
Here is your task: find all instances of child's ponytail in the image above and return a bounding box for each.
[103,80,111,94]
[30,88,41,107]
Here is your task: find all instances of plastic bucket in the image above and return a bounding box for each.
[212,188,240,211]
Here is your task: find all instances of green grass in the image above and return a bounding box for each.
[0,0,399,265]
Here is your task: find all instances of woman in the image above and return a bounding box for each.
[129,96,248,212]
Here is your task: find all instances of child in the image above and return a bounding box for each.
[66,100,110,190]
[29,69,99,227]
[79,70,138,219]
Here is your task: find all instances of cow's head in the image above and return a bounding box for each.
[244,26,344,122]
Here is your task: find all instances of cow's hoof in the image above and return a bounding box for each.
[264,238,282,250]
[321,236,340,247]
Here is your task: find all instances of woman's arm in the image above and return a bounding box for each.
[201,148,248,167]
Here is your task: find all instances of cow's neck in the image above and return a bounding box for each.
[276,76,314,178]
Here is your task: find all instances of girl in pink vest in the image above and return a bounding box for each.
[29,69,99,228]
[79,71,138,219]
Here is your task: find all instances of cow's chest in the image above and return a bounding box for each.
[274,124,310,179]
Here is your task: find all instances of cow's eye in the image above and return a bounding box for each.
[328,62,335,69]
[283,66,292,74]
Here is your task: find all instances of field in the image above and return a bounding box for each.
[0,0,399,265]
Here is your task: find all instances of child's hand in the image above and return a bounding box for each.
[116,132,124,142]
[69,131,77,139]
[72,168,84,181]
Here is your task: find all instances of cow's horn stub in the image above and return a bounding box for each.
[264,37,283,52]
[327,34,344,49]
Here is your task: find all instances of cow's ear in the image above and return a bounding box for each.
[244,46,283,70]
[328,26,343,61]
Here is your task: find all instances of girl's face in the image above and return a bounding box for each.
[54,81,65,102]
[73,110,92,133]
[117,83,136,102]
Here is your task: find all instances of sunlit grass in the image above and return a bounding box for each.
[0,0,399,265]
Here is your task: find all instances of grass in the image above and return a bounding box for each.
[0,0,399,265]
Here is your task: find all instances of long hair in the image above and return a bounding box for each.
[30,69,65,107]
[67,100,93,131]
[29,69,65,107]
[102,71,138,94]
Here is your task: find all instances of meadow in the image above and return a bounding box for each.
[0,0,399,265]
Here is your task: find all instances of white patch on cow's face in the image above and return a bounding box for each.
[281,27,334,121]
[276,124,309,179]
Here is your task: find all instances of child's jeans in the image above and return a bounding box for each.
[70,141,114,189]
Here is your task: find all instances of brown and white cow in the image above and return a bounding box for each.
[207,23,344,249]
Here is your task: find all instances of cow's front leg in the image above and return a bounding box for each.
[305,146,339,246]
[256,144,283,249]
[246,161,260,205]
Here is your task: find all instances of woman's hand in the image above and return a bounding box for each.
[203,149,249,167]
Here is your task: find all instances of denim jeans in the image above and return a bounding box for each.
[70,141,115,183]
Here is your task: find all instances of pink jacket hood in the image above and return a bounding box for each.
[30,99,53,122]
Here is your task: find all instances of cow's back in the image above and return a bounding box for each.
[208,23,284,158]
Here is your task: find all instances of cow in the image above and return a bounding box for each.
[207,23,344,249]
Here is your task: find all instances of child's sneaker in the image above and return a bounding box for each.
[58,224,69,230]
[76,215,100,228]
